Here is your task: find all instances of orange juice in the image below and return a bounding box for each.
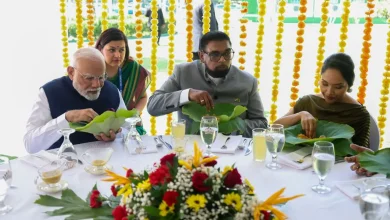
[42,170,62,184]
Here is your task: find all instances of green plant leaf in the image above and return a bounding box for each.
[69,109,138,136]
[284,120,355,156]
[358,148,390,176]
[35,188,112,220]
[182,103,247,134]
[0,154,17,162]
[182,103,247,122]
[144,206,161,217]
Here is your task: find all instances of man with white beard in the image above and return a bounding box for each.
[24,48,126,153]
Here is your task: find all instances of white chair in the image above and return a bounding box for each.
[369,114,380,151]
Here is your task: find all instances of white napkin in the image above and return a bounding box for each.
[278,146,313,170]
[335,179,366,200]
[210,134,241,154]
[20,151,62,169]
[127,136,158,154]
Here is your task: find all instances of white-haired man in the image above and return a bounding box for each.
[24,48,126,153]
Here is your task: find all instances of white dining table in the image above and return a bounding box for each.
[2,135,386,220]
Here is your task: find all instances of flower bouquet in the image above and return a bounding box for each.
[35,142,303,220]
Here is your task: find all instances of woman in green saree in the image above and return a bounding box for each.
[95,28,151,112]
[274,53,370,148]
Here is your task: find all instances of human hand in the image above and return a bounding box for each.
[95,129,121,142]
[65,108,98,123]
[188,89,214,111]
[344,144,376,177]
[299,111,317,138]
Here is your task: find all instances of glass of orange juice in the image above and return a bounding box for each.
[171,119,186,139]
[252,128,266,162]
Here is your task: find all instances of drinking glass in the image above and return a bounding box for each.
[311,141,335,194]
[253,128,267,162]
[359,185,389,220]
[171,119,186,140]
[265,124,285,170]
[0,156,12,215]
[200,116,218,157]
[124,116,144,152]
[57,128,78,168]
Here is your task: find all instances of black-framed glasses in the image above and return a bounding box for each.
[72,67,107,83]
[202,49,235,62]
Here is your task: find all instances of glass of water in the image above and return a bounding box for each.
[0,156,12,215]
[311,141,335,194]
[359,185,389,220]
[265,124,285,170]
[200,116,218,157]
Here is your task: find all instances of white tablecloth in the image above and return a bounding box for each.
[2,136,385,220]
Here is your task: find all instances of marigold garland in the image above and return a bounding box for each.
[203,0,211,34]
[60,0,69,68]
[118,0,126,33]
[237,2,249,71]
[378,22,390,148]
[357,0,375,105]
[186,0,194,61]
[338,0,351,52]
[135,0,143,64]
[314,0,330,93]
[269,0,286,123]
[86,0,95,46]
[150,0,159,136]
[253,0,266,86]
[101,0,109,31]
[75,0,83,49]
[289,0,307,107]
[223,0,231,35]
[165,0,177,135]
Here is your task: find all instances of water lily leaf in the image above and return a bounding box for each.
[69,109,138,136]
[358,148,390,177]
[284,120,355,156]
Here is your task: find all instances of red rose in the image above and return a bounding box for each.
[126,168,133,178]
[192,171,211,192]
[224,168,242,188]
[163,191,179,206]
[203,156,217,167]
[160,153,176,166]
[89,190,102,208]
[112,205,128,220]
[111,184,118,197]
[261,210,271,220]
[149,165,172,185]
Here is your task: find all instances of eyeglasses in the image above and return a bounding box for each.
[73,67,107,82]
[202,49,235,62]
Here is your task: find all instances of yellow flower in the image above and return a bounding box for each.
[224,193,242,211]
[159,201,174,216]
[222,166,233,175]
[102,170,131,185]
[137,179,151,192]
[244,179,255,195]
[186,194,207,212]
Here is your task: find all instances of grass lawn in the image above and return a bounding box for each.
[141,57,186,72]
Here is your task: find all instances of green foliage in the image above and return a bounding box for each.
[34,187,112,220]
[67,18,169,41]
[182,103,248,134]
[284,120,355,156]
[358,148,390,178]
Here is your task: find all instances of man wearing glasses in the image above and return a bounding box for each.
[147,31,268,137]
[24,48,126,153]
